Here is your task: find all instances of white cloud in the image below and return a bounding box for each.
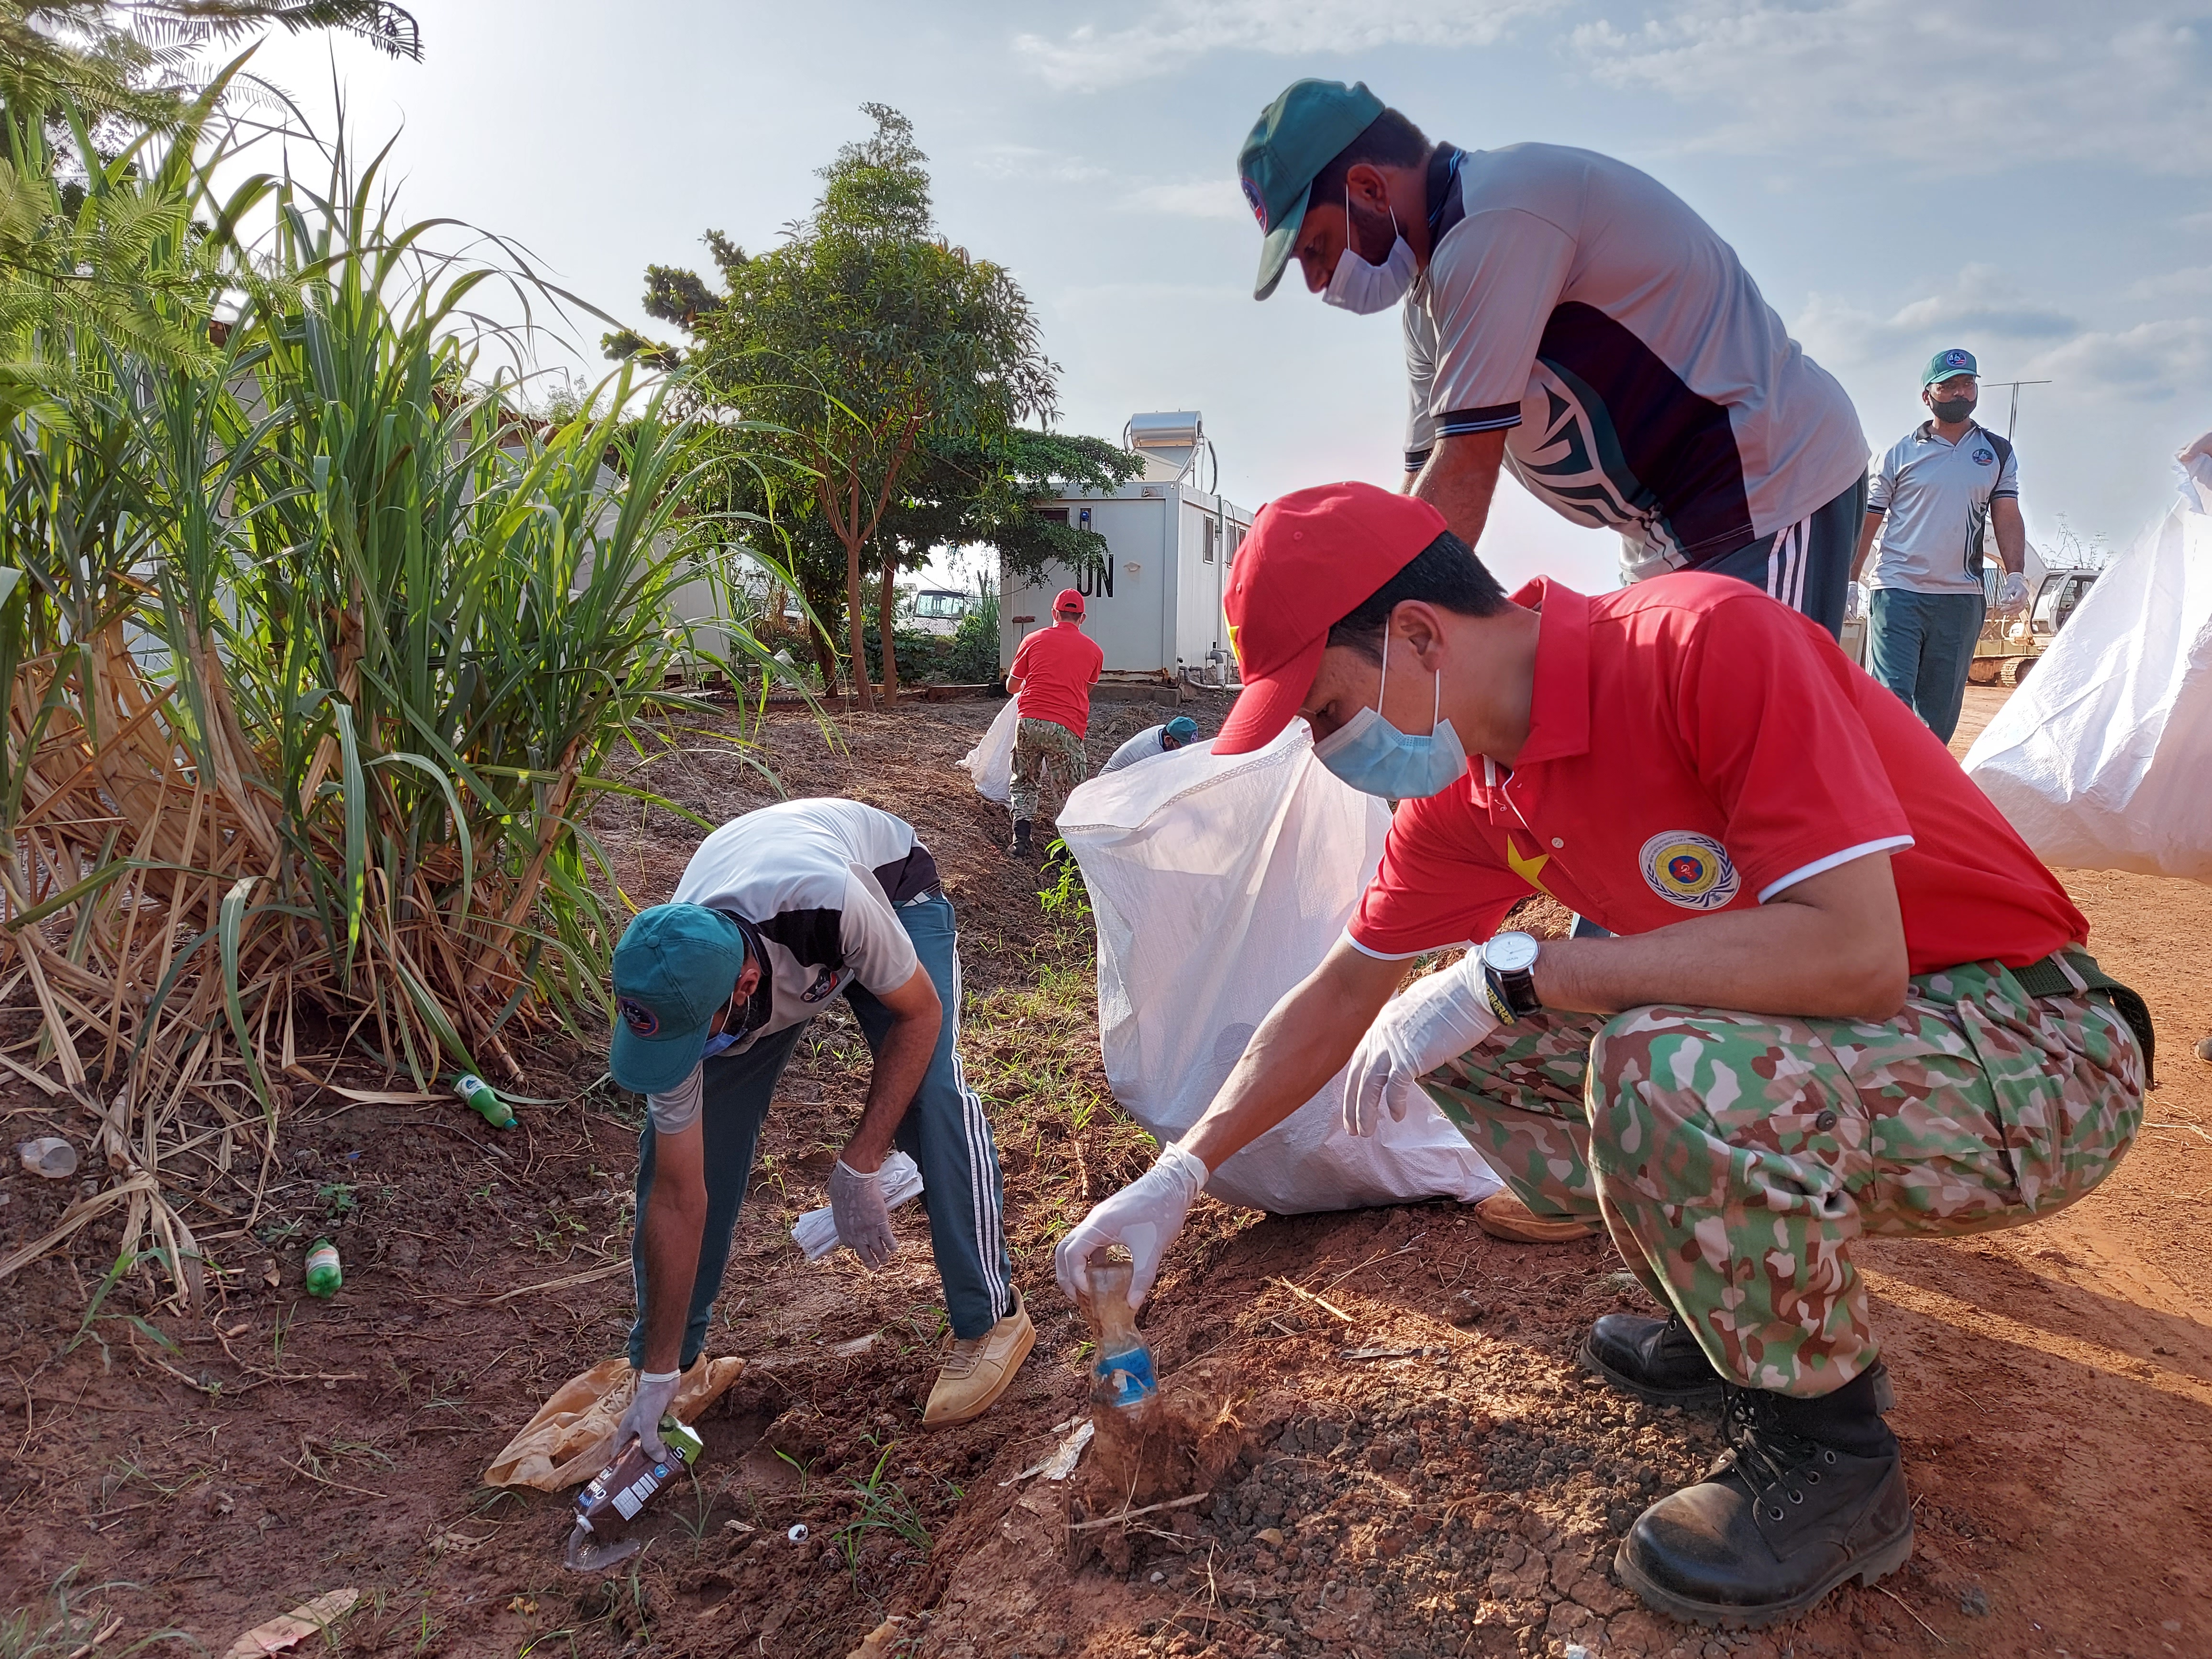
[970,144,1107,184]
[1794,265,2079,367]
[1120,178,1248,220]
[1015,0,1564,92]
[2129,264,2212,300]
[1571,2,2212,175]
[2021,317,2212,400]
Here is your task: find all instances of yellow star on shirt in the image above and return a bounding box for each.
[1504,832,1556,899]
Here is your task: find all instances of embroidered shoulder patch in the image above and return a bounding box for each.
[1638,832,1741,911]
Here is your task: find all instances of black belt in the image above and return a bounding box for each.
[2011,948,2155,1079]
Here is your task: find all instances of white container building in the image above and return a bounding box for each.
[1001,412,1253,692]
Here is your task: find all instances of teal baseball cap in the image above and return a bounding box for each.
[1163,715,1199,743]
[1237,78,1386,300]
[610,903,749,1094]
[1923,347,1979,387]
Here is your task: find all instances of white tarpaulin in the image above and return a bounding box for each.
[958,696,1022,805]
[1056,724,1503,1215]
[1964,435,2212,880]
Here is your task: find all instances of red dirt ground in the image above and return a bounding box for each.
[1,686,2207,1659]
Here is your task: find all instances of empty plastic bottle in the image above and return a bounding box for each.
[454,1073,515,1129]
[1084,1254,1158,1412]
[564,1415,703,1571]
[304,1239,342,1299]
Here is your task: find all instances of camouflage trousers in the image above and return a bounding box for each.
[1421,957,2144,1397]
[1010,717,1086,823]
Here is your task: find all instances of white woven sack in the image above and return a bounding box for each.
[957,696,1022,804]
[1964,436,2212,880]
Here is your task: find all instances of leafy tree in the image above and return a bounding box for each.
[0,1,420,134]
[608,104,1072,712]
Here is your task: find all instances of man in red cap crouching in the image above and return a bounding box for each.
[1003,587,1103,857]
[1053,481,2148,1629]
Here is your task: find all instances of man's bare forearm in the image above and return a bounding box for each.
[1180,943,1405,1172]
[1410,430,1508,549]
[1531,857,1908,1023]
[1992,498,2026,575]
[1850,511,1883,581]
[640,1178,705,1372]
[845,1007,938,1172]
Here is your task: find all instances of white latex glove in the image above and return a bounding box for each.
[617,1368,681,1462]
[1844,582,1866,624]
[829,1159,897,1270]
[1053,1143,1208,1311]
[1995,571,2030,615]
[1344,953,1501,1136]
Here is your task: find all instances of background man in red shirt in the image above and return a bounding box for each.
[1003,587,1104,857]
[1055,484,2148,1630]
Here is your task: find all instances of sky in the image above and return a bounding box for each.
[242,0,2212,595]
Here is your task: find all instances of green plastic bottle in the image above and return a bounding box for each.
[305,1239,342,1299]
[453,1073,515,1129]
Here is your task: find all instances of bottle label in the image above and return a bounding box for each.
[612,1470,661,1520]
[307,1244,340,1275]
[1095,1347,1158,1409]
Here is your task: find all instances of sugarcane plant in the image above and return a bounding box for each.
[0,99,808,1306]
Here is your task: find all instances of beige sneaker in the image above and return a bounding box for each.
[923,1290,1035,1428]
[1474,1190,1600,1243]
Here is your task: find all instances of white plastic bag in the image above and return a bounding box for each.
[958,697,1022,804]
[1964,436,2212,879]
[1056,725,1502,1215]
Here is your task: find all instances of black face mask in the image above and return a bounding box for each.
[1931,395,1977,424]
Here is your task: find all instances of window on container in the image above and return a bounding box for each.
[1202,517,1217,563]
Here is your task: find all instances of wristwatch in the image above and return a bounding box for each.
[1479,931,1543,1024]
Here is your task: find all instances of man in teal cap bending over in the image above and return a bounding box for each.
[608,797,1030,1454]
[1237,78,1869,637]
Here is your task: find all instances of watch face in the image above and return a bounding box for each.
[1486,930,1540,973]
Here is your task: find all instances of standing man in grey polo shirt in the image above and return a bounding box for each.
[1236,79,1869,636]
[1851,348,2030,743]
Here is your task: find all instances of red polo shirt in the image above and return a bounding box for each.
[1350,575,2086,974]
[1010,621,1104,736]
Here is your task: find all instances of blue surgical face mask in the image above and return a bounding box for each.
[700,1029,740,1059]
[1311,637,1469,799]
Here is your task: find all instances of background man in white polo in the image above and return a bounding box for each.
[1237,78,1869,637]
[1851,348,2030,743]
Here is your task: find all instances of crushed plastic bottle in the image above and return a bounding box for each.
[1084,1254,1158,1412]
[454,1073,515,1129]
[563,1415,703,1572]
[304,1239,342,1299]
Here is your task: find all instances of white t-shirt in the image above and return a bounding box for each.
[1400,142,1868,583]
[647,799,937,1132]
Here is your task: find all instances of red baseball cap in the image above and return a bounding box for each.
[1216,482,1447,755]
[1054,588,1085,616]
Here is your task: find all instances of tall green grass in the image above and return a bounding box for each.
[0,103,807,1304]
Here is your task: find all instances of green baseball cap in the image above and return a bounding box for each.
[1923,347,1979,387]
[1237,78,1386,300]
[1163,715,1199,743]
[610,903,749,1094]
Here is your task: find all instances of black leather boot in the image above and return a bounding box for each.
[1009,818,1032,857]
[1580,1312,1725,1408]
[1615,1366,1912,1629]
